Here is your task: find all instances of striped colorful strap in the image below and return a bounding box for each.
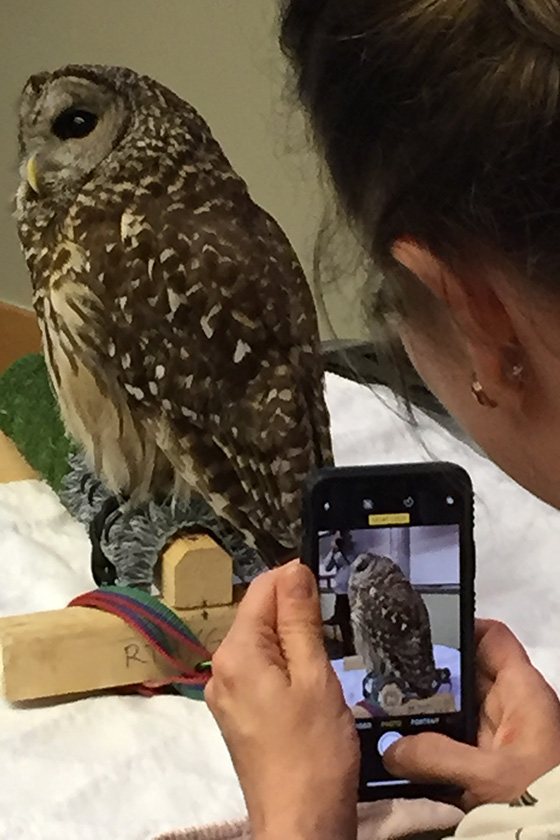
[68,586,212,700]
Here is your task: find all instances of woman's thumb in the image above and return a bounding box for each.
[383,732,494,791]
[275,561,325,672]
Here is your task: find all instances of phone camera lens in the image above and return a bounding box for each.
[323,501,330,511]
[446,496,455,505]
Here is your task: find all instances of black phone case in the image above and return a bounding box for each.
[301,462,477,802]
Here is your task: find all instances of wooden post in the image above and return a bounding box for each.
[0,534,242,703]
[0,431,38,483]
[160,534,232,609]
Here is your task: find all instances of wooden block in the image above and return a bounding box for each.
[161,534,233,609]
[396,692,456,715]
[0,301,41,374]
[0,432,38,483]
[352,704,374,719]
[0,593,244,703]
[343,655,365,672]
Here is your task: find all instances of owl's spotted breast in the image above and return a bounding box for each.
[35,269,158,499]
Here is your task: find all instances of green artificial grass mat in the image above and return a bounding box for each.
[0,353,72,489]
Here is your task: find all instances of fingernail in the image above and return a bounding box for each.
[283,562,313,599]
[386,742,400,759]
[383,742,402,768]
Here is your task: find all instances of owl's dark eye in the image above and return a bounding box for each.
[355,558,369,573]
[51,108,98,141]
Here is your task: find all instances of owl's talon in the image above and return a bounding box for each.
[90,495,121,586]
[102,506,125,543]
[435,666,452,690]
[87,477,103,505]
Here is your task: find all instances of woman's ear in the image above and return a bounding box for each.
[392,240,526,409]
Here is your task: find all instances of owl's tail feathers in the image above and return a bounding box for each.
[253,530,299,568]
[304,374,334,470]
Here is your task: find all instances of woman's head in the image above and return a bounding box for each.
[281,0,560,508]
[333,530,353,551]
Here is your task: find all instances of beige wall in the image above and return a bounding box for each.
[0,0,366,338]
[423,593,460,650]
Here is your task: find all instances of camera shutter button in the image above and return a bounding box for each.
[377,731,403,756]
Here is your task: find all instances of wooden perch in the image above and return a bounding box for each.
[161,534,232,609]
[0,431,38,483]
[353,692,456,718]
[0,534,241,703]
[344,656,457,717]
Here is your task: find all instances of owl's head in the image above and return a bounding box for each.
[15,64,202,222]
[349,552,399,589]
[351,552,378,584]
[16,66,134,210]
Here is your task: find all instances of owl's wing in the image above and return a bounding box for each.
[83,198,331,558]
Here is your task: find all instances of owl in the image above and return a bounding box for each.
[14,64,332,572]
[348,552,451,708]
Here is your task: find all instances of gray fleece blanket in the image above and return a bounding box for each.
[59,452,266,589]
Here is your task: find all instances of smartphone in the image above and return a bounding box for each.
[302,462,476,801]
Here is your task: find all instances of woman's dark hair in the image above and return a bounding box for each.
[280,1,560,287]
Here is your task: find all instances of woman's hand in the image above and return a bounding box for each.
[205,561,359,840]
[384,620,560,810]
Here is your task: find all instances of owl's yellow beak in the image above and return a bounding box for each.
[26,156,39,194]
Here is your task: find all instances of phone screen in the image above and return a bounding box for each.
[304,464,475,798]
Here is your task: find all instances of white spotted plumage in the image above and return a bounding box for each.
[15,63,333,565]
[348,553,446,703]
[233,339,251,363]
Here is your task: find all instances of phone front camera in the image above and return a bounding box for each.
[446,496,455,505]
